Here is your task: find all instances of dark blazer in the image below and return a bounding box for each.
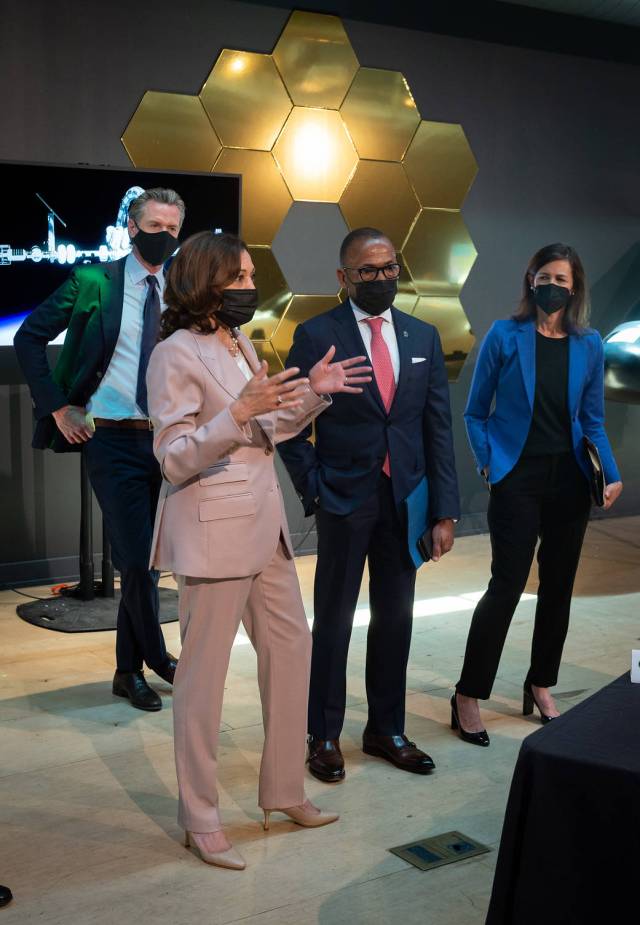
[464,319,621,485]
[13,259,126,452]
[278,300,461,521]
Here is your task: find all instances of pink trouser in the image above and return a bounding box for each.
[174,542,311,832]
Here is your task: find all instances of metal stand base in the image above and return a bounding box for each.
[15,450,177,632]
[16,587,178,633]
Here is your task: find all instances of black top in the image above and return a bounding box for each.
[522,332,572,456]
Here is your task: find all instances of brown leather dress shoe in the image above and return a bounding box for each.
[152,654,178,685]
[307,736,346,783]
[362,732,435,774]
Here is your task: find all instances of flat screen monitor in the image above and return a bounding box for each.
[0,161,241,347]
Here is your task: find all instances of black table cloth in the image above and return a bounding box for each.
[486,672,640,924]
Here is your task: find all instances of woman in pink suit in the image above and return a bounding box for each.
[146,232,371,870]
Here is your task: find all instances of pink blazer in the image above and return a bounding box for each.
[146,328,329,579]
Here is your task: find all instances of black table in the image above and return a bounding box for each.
[486,672,640,925]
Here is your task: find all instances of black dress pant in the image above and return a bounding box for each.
[84,427,167,673]
[457,452,591,700]
[309,474,417,740]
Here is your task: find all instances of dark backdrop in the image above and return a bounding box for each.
[1,0,639,586]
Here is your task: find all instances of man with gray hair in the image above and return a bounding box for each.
[15,188,185,711]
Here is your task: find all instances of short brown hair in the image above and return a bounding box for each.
[128,187,185,227]
[513,242,590,333]
[160,232,247,339]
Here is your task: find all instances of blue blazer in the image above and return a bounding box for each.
[464,318,621,486]
[278,301,461,521]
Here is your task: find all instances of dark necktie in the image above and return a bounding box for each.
[136,274,161,416]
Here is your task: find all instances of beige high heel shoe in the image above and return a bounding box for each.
[262,802,339,831]
[183,831,246,870]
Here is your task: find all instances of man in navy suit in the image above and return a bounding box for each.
[278,227,460,781]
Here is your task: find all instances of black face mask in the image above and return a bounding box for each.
[353,278,397,316]
[216,288,259,329]
[131,224,178,267]
[533,283,572,315]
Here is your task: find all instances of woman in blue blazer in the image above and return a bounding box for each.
[451,243,623,745]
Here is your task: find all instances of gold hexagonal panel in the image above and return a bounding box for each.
[271,293,340,363]
[272,10,359,109]
[340,68,420,162]
[404,121,478,209]
[273,108,358,203]
[246,246,292,340]
[200,50,292,151]
[122,91,221,171]
[251,340,284,377]
[403,209,477,296]
[412,296,475,381]
[339,161,420,251]
[214,149,292,246]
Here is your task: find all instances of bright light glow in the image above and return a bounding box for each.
[607,325,640,345]
[229,55,247,74]
[229,591,537,648]
[292,119,333,179]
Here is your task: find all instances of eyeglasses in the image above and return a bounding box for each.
[342,262,401,283]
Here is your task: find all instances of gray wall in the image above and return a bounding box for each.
[1,0,639,585]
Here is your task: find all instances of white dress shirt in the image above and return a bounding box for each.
[350,299,400,384]
[235,350,253,380]
[87,253,165,419]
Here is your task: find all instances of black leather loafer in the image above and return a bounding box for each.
[0,885,13,908]
[152,654,178,685]
[112,670,162,711]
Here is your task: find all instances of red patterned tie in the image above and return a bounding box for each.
[364,316,396,476]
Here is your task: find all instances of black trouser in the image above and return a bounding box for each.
[457,452,591,700]
[84,427,167,673]
[309,474,417,740]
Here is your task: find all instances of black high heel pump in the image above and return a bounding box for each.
[523,681,556,724]
[450,694,490,747]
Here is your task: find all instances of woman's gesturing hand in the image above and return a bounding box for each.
[602,481,623,511]
[308,345,372,396]
[230,363,309,426]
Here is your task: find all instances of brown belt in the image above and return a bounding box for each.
[93,417,153,430]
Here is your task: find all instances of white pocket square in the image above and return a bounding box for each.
[411,357,426,364]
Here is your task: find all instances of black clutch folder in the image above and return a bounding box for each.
[583,436,605,507]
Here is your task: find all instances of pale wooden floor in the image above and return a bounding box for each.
[1,516,638,924]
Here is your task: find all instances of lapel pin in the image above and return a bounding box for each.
[403,330,408,337]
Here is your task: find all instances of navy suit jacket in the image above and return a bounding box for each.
[464,318,621,485]
[278,300,461,521]
[14,259,127,452]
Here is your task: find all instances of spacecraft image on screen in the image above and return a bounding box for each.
[1,162,240,346]
[1,185,147,270]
